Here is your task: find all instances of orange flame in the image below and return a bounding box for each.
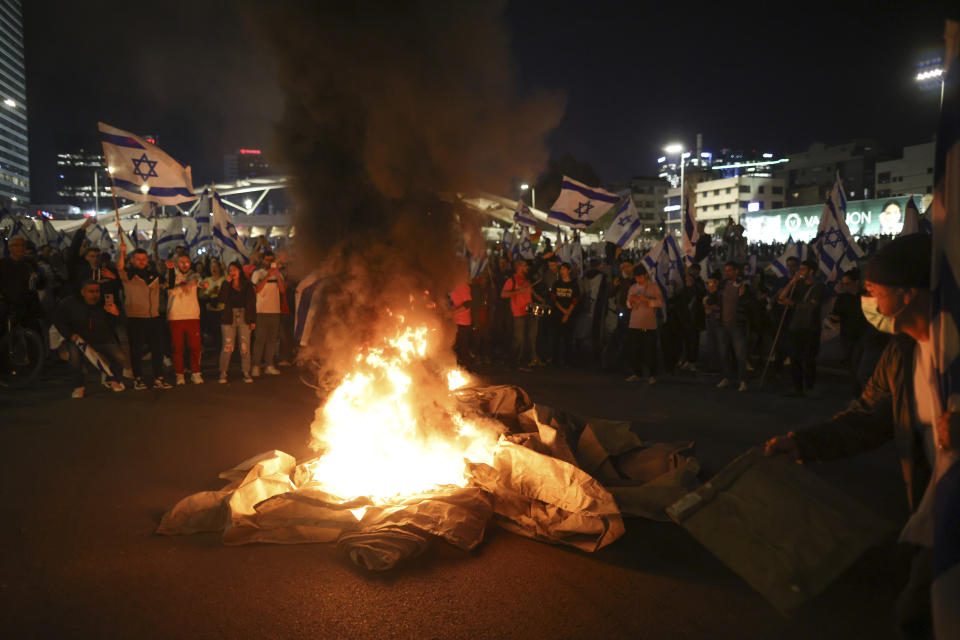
[305,325,498,503]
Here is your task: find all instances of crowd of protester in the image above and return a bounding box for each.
[451,225,894,402]
[0,217,297,398]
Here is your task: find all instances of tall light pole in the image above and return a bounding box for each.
[520,183,535,209]
[664,143,689,233]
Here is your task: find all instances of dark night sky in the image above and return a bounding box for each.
[25,1,948,202]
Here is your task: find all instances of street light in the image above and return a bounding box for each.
[664,143,690,228]
[520,183,535,209]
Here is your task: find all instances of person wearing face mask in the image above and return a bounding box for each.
[765,233,957,639]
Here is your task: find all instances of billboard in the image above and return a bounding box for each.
[741,195,926,243]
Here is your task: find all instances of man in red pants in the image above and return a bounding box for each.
[165,254,207,385]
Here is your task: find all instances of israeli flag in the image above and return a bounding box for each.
[546,176,619,229]
[294,272,323,347]
[41,218,63,249]
[10,216,42,247]
[84,221,115,253]
[743,252,758,282]
[681,179,699,263]
[155,216,185,259]
[98,122,196,205]
[75,336,119,383]
[771,236,805,277]
[211,193,248,263]
[559,236,583,273]
[642,234,686,306]
[502,228,517,259]
[898,196,922,236]
[467,252,488,279]
[514,201,539,227]
[605,197,642,248]
[517,228,535,259]
[813,174,863,291]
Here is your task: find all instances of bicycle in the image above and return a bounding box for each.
[0,301,45,387]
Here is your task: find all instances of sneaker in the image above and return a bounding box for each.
[109,380,125,392]
[175,373,186,386]
[243,374,254,383]
[716,378,730,389]
[625,374,641,383]
[163,356,173,367]
[251,366,261,377]
[737,381,748,392]
[133,378,148,391]
[648,376,657,385]
[71,386,84,399]
[191,372,204,384]
[218,373,228,384]
[264,365,281,375]
[277,360,292,367]
[153,378,173,390]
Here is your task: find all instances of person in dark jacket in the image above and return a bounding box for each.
[765,234,957,640]
[54,280,126,398]
[217,261,257,383]
[777,259,824,397]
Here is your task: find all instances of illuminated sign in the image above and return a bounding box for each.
[741,195,925,243]
[239,149,262,155]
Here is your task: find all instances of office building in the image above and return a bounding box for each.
[782,140,880,206]
[223,148,270,182]
[875,141,934,198]
[0,0,28,204]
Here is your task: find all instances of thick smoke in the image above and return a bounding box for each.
[257,1,563,379]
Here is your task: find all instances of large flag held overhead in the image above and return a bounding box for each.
[605,197,642,248]
[211,192,248,264]
[41,218,63,249]
[98,122,196,205]
[517,228,535,260]
[813,174,863,291]
[929,21,960,639]
[514,201,539,228]
[185,192,213,259]
[642,234,685,309]
[546,176,619,229]
[681,178,699,263]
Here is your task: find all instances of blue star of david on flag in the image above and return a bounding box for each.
[131,153,159,180]
[823,228,841,248]
[617,215,632,227]
[574,200,594,218]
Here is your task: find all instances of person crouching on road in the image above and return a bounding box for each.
[765,234,957,639]
[53,280,126,398]
[217,262,257,383]
[165,254,206,385]
[625,264,662,385]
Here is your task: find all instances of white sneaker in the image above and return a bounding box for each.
[648,377,657,385]
[251,366,261,377]
[243,374,254,383]
[175,373,186,386]
[191,372,204,384]
[738,381,748,392]
[625,374,641,383]
[264,365,281,375]
[163,356,173,367]
[716,378,730,389]
[109,380,125,392]
[71,386,84,399]
[218,373,228,384]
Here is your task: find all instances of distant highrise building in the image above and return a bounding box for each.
[55,136,112,211]
[0,0,28,204]
[782,140,880,206]
[223,149,270,182]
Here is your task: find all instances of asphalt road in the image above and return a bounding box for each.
[0,361,912,639]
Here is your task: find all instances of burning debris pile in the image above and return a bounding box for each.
[157,319,700,570]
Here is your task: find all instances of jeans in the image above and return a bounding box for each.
[220,308,252,375]
[626,328,659,377]
[169,318,202,374]
[63,340,126,387]
[719,324,748,382]
[127,316,166,382]
[512,315,538,366]
[253,312,281,368]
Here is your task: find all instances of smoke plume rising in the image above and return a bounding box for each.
[257,0,563,379]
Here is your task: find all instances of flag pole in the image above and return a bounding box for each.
[759,277,799,390]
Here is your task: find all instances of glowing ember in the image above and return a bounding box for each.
[305,325,498,503]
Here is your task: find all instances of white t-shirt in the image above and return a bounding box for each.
[251,267,283,314]
[167,269,200,321]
